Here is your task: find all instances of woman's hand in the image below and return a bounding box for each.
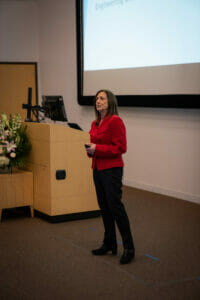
[85,143,96,156]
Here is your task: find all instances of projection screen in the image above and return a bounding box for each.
[76,0,200,107]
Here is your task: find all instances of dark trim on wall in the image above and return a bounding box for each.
[34,209,101,223]
[76,0,83,107]
[78,94,200,109]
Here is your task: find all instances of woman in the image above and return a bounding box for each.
[85,89,135,264]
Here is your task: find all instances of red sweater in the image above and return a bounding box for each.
[89,115,127,170]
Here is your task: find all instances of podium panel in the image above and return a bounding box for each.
[26,122,99,222]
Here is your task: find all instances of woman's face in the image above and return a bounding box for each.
[96,92,109,114]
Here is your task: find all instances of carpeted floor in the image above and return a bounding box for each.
[0,186,200,300]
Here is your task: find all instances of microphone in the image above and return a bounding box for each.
[22,87,33,122]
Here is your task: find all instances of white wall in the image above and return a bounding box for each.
[122,107,200,203]
[0,0,39,61]
[0,0,200,204]
[37,0,81,123]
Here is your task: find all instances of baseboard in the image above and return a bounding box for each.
[34,209,101,223]
[123,179,200,205]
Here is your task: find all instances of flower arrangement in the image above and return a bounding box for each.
[0,112,31,170]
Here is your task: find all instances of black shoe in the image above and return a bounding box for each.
[120,249,135,264]
[92,244,117,256]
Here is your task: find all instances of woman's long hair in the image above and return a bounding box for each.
[94,89,119,123]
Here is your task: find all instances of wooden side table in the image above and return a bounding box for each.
[0,169,34,222]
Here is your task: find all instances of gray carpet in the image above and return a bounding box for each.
[0,186,200,300]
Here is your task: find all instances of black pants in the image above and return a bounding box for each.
[93,167,134,250]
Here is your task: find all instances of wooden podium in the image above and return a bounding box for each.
[26,122,99,222]
[0,169,34,222]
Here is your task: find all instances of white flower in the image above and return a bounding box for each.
[5,141,16,153]
[4,130,9,136]
[0,156,10,167]
[0,112,30,168]
[10,152,16,158]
